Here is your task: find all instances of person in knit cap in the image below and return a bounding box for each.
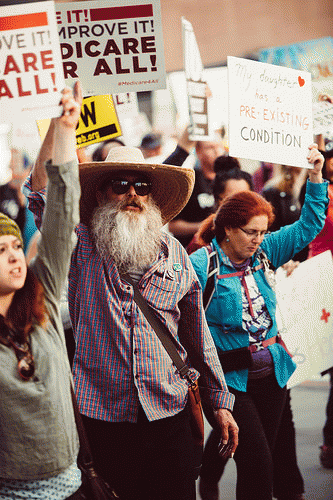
[0,85,84,499]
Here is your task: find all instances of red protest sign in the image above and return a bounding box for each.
[0,1,65,124]
[56,0,166,95]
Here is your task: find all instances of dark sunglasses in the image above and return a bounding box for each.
[110,179,152,196]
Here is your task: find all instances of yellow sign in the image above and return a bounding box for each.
[37,95,122,149]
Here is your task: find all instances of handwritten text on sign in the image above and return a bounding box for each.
[228,57,313,169]
[0,1,65,123]
[56,0,166,95]
[313,100,333,135]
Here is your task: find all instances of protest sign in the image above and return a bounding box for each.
[113,91,149,146]
[0,1,65,124]
[38,94,121,148]
[56,0,166,95]
[114,92,139,117]
[258,37,333,103]
[313,100,333,136]
[182,17,212,141]
[274,251,333,388]
[228,56,313,169]
[168,66,228,135]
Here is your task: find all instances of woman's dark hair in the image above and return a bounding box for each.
[194,170,255,247]
[92,138,126,162]
[213,168,254,203]
[5,268,47,339]
[214,155,241,173]
[214,191,275,243]
[322,150,333,182]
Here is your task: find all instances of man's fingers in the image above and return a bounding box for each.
[218,438,233,458]
[73,81,83,106]
[217,424,239,458]
[214,409,239,459]
[229,428,239,455]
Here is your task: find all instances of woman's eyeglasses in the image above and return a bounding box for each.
[239,227,267,238]
[110,179,152,196]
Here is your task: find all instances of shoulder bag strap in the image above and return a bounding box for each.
[202,243,219,311]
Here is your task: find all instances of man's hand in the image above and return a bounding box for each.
[214,408,239,459]
[318,93,333,104]
[53,82,83,165]
[178,125,195,153]
[57,81,83,130]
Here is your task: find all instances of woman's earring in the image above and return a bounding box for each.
[226,237,230,242]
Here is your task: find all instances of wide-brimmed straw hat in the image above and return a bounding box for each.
[79,146,195,225]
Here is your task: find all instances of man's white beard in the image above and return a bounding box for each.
[91,196,163,273]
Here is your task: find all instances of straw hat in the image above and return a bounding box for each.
[79,146,195,225]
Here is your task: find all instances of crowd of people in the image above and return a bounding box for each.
[1,82,333,500]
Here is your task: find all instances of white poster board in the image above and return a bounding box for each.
[0,1,65,124]
[275,251,333,388]
[56,0,166,95]
[182,17,212,141]
[228,56,313,169]
[168,67,228,137]
[113,91,145,146]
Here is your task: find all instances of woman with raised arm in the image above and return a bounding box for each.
[0,84,83,499]
[190,144,328,500]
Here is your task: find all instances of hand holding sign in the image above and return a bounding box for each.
[318,93,333,104]
[307,143,324,182]
[59,81,83,127]
[53,82,82,165]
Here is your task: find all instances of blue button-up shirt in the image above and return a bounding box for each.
[25,175,234,423]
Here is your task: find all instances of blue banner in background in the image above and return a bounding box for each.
[258,37,333,111]
[258,37,333,77]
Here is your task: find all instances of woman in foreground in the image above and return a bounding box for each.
[0,84,83,499]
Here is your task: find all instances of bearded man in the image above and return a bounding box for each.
[26,110,238,500]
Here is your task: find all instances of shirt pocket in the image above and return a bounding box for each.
[210,282,240,328]
[143,273,185,311]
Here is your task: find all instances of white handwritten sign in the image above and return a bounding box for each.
[275,251,333,388]
[313,100,333,135]
[228,56,313,169]
[0,1,65,124]
[56,0,166,95]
